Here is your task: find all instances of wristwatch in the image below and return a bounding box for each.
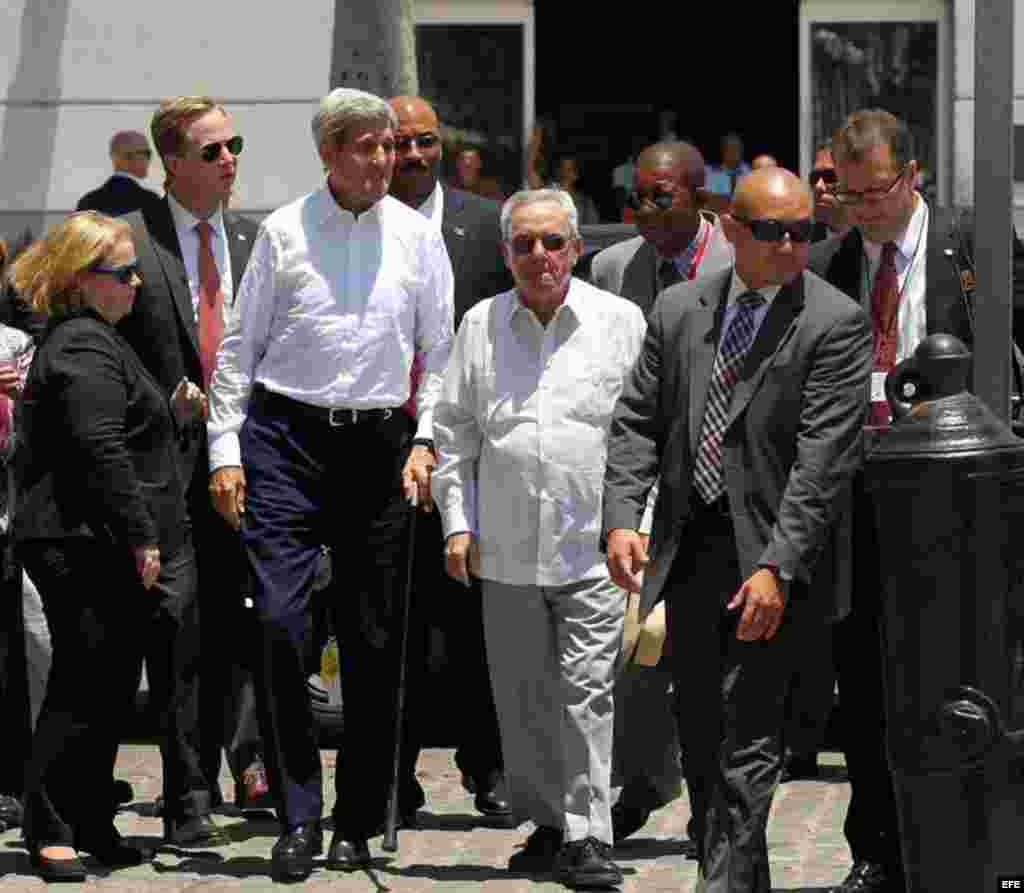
[411,437,435,450]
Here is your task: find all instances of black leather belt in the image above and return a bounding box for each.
[252,385,399,427]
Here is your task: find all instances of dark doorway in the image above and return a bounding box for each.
[534,1,801,220]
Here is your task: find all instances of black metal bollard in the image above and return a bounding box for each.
[865,333,1024,892]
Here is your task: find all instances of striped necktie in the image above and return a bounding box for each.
[693,290,766,504]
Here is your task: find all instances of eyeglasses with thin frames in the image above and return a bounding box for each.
[834,164,909,206]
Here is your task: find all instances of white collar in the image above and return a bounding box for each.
[862,193,927,265]
[166,191,225,236]
[416,181,444,225]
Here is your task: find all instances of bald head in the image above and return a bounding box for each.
[725,168,813,289]
[388,96,439,130]
[387,95,443,208]
[109,130,152,178]
[751,153,778,171]
[732,167,812,219]
[636,141,706,191]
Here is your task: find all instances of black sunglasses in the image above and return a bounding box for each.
[508,233,569,256]
[808,167,837,186]
[91,260,142,284]
[627,188,674,211]
[733,217,815,243]
[395,133,440,152]
[199,135,244,162]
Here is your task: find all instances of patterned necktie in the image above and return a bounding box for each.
[196,220,224,389]
[870,241,900,371]
[659,258,683,291]
[693,290,766,504]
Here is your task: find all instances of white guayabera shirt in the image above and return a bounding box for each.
[432,277,647,587]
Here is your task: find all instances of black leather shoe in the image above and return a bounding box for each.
[30,848,88,883]
[611,801,651,843]
[556,837,623,888]
[81,838,153,867]
[111,780,134,809]
[833,860,901,892]
[163,814,229,848]
[271,823,323,882]
[508,825,563,873]
[326,832,370,870]
[0,794,23,829]
[474,788,512,817]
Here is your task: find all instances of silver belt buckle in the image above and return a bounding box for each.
[328,407,357,426]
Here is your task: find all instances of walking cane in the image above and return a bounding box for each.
[383,499,418,853]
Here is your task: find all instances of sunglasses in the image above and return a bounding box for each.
[395,133,440,152]
[199,135,244,162]
[91,260,142,284]
[626,188,674,211]
[733,217,815,243]
[808,167,837,186]
[508,233,569,255]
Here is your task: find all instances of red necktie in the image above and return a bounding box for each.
[196,221,224,389]
[871,241,900,371]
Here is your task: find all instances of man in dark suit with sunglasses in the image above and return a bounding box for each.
[604,167,872,893]
[117,96,264,847]
[385,95,513,823]
[590,141,734,317]
[77,130,161,217]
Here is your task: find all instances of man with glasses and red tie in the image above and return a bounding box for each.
[807,109,978,893]
[117,96,265,847]
[432,188,645,888]
[603,167,872,893]
[76,130,161,217]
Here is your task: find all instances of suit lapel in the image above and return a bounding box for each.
[727,276,804,429]
[688,272,731,455]
[146,200,199,356]
[224,212,251,303]
[441,187,469,281]
[622,240,659,314]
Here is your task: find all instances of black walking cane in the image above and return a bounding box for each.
[383,500,418,852]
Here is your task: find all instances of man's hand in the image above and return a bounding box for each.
[171,377,207,424]
[132,544,161,590]
[727,568,788,641]
[402,444,435,512]
[445,532,480,587]
[606,528,649,593]
[210,466,246,530]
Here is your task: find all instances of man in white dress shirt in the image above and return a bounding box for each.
[432,188,645,888]
[207,88,453,882]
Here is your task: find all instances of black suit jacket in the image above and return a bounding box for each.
[76,175,162,217]
[15,308,186,555]
[807,209,973,348]
[117,198,258,497]
[440,186,513,327]
[603,269,872,624]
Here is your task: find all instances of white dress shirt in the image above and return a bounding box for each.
[861,194,929,361]
[432,277,647,586]
[207,187,454,470]
[416,181,444,227]
[167,192,233,320]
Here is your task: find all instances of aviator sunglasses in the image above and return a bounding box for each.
[395,133,440,152]
[91,260,142,284]
[199,135,244,162]
[508,233,569,255]
[733,217,815,243]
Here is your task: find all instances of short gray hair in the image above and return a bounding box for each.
[500,188,580,241]
[312,88,397,150]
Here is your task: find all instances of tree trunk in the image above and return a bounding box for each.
[330,0,418,98]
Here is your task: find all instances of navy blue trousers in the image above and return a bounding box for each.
[240,389,418,837]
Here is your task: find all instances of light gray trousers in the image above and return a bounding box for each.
[481,576,624,844]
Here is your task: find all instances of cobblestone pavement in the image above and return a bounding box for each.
[0,747,851,891]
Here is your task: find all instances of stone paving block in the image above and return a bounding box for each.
[0,745,855,891]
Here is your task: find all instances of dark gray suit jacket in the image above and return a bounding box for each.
[440,186,513,328]
[603,268,872,623]
[76,175,161,217]
[118,198,257,496]
[588,211,734,316]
